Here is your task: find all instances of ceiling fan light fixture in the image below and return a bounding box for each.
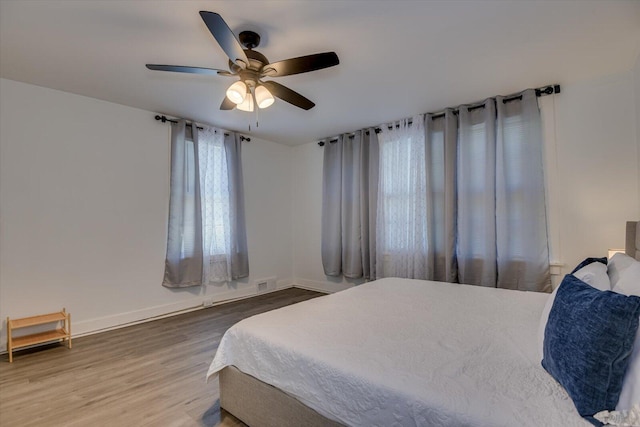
[226,80,247,104]
[236,93,254,112]
[255,85,275,109]
[146,12,340,113]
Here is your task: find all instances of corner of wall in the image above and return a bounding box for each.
[634,53,640,216]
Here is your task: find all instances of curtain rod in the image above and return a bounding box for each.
[154,115,251,142]
[318,84,560,146]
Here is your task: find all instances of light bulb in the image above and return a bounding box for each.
[237,94,254,112]
[226,81,247,105]
[255,85,275,109]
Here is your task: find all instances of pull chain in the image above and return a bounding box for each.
[251,86,259,128]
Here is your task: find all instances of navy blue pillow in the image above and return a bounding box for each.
[571,257,607,275]
[542,274,640,420]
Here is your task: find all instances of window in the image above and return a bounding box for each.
[376,117,429,278]
[163,122,249,288]
[196,128,234,282]
[196,132,230,257]
[321,90,548,290]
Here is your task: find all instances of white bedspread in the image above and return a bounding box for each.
[207,278,590,427]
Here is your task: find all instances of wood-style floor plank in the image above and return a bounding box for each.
[0,288,323,427]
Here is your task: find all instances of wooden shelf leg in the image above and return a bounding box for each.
[67,312,72,349]
[7,316,13,363]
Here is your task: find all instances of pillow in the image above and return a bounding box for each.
[572,257,608,275]
[537,285,560,361]
[613,261,640,296]
[612,262,640,412]
[573,260,611,291]
[542,274,640,419]
[608,253,637,288]
[537,258,610,361]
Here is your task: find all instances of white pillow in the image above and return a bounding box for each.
[613,260,640,296]
[573,261,611,291]
[608,252,637,288]
[537,261,610,362]
[613,262,640,412]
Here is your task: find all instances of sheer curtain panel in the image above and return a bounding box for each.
[376,116,429,279]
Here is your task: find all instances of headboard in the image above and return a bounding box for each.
[626,221,640,261]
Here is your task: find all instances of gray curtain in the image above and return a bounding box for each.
[457,89,550,291]
[495,90,550,291]
[321,89,549,292]
[424,109,458,282]
[163,124,249,287]
[457,99,498,286]
[321,130,379,279]
[163,121,203,287]
[224,133,250,279]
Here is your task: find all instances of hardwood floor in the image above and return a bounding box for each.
[0,288,324,427]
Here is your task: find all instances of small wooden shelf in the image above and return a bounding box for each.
[7,309,71,363]
[10,312,67,329]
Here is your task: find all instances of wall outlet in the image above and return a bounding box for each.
[202,298,215,307]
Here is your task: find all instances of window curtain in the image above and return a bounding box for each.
[321,129,379,279]
[457,100,498,286]
[222,132,250,280]
[376,116,429,279]
[321,89,550,291]
[164,121,203,287]
[496,90,549,291]
[163,121,249,288]
[457,90,549,291]
[425,109,458,283]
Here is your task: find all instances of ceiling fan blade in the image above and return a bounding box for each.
[261,81,315,110]
[220,96,236,110]
[146,64,231,76]
[199,11,249,67]
[262,52,339,77]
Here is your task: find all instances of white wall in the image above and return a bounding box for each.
[291,142,362,293]
[552,70,639,271]
[291,70,640,292]
[0,78,293,349]
[635,54,640,207]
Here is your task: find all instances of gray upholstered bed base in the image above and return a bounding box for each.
[219,365,344,427]
[219,221,640,426]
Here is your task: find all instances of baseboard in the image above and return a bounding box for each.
[293,278,353,294]
[0,280,296,353]
[72,281,296,338]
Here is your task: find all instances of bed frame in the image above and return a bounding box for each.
[219,365,343,427]
[219,221,640,427]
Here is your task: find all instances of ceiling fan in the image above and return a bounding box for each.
[146,11,339,112]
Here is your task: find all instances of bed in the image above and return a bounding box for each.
[207,222,640,427]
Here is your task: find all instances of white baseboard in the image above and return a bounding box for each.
[72,281,295,338]
[293,278,353,294]
[0,280,296,353]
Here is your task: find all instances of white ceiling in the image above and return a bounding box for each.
[1,1,639,146]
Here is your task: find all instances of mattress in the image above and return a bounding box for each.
[207,278,591,426]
